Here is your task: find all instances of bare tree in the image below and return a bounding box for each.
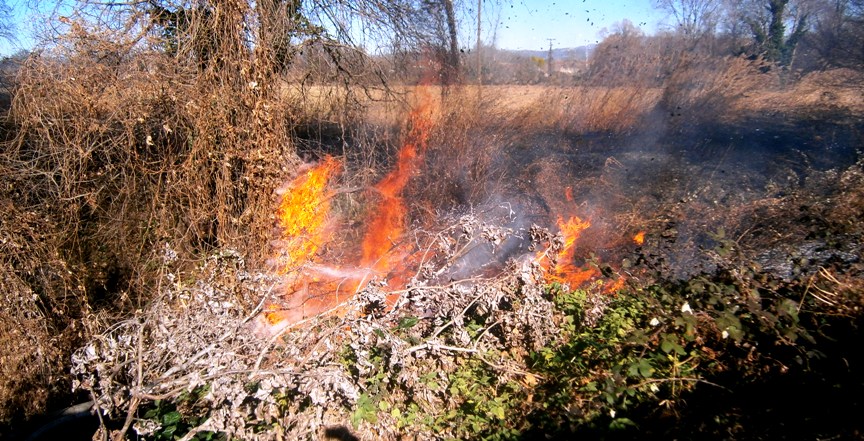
[0,0,13,43]
[443,0,460,84]
[588,20,657,86]
[723,0,810,65]
[654,0,721,38]
[807,0,864,68]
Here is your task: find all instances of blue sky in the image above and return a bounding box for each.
[0,0,667,57]
[0,0,57,57]
[493,0,664,50]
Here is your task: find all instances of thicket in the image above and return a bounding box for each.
[0,0,863,439]
[0,0,390,430]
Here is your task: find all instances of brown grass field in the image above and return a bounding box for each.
[2,52,863,438]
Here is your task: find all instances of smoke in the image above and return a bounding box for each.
[270,89,864,327]
[442,198,537,281]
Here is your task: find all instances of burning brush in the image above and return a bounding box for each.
[257,90,642,336]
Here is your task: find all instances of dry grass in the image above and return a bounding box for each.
[1,8,862,432]
[0,8,305,428]
[0,198,74,424]
[736,68,864,117]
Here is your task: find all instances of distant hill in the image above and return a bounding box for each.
[505,45,595,60]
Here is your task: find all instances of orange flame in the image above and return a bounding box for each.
[263,157,350,329]
[556,216,591,255]
[264,90,438,331]
[633,231,645,245]
[361,88,435,275]
[275,156,341,272]
[544,215,600,287]
[603,277,626,294]
[541,215,627,293]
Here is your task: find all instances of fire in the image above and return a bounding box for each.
[265,86,649,333]
[361,87,435,275]
[275,156,341,272]
[544,215,600,287]
[263,89,438,331]
[633,231,645,245]
[360,144,416,272]
[263,156,350,329]
[603,277,626,294]
[556,216,591,254]
[538,215,634,293]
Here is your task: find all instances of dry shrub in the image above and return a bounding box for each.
[0,197,80,425]
[5,4,305,283]
[412,87,526,212]
[70,214,561,441]
[735,68,864,117]
[549,86,663,134]
[280,82,403,187]
[660,54,778,125]
[0,1,315,424]
[0,0,408,423]
[486,84,661,136]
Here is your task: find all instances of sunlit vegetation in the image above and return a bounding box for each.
[1,0,863,439]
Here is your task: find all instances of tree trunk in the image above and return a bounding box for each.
[443,0,460,84]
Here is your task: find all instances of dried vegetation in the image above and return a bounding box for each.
[1,3,863,440]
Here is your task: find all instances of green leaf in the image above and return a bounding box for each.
[661,339,674,353]
[638,359,655,378]
[397,316,419,330]
[609,417,638,430]
[161,424,177,438]
[490,404,506,420]
[162,410,182,426]
[660,337,685,355]
[351,393,379,427]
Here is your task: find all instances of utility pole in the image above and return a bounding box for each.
[476,0,482,87]
[546,38,554,79]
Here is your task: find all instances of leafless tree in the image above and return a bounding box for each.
[807,0,864,68]
[443,0,460,84]
[0,0,13,43]
[588,20,659,86]
[654,0,722,38]
[722,0,810,65]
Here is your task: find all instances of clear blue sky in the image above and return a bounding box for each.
[492,0,664,50]
[0,1,667,57]
[0,0,62,57]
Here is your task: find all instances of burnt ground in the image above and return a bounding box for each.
[7,97,863,439]
[496,111,864,439]
[480,110,863,280]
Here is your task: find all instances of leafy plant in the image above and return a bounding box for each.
[139,386,225,441]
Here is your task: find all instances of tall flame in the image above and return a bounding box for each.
[361,88,435,274]
[264,91,438,331]
[275,156,341,272]
[263,85,646,334]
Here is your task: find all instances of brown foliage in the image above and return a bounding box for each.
[0,2,303,425]
[1,1,861,432]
